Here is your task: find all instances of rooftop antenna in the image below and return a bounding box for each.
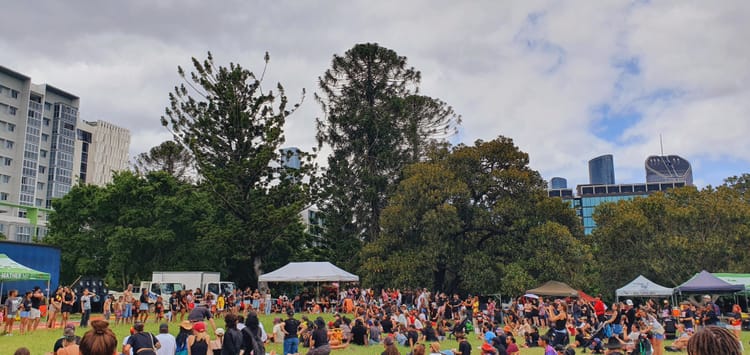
[659,134,664,156]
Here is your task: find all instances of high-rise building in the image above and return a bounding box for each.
[645,155,693,186]
[588,154,615,185]
[0,65,127,242]
[74,120,130,186]
[280,147,301,170]
[550,177,568,189]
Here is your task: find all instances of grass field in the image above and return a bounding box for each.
[3,313,750,355]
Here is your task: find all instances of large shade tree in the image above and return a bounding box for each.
[362,137,591,294]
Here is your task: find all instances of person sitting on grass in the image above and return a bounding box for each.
[665,324,692,352]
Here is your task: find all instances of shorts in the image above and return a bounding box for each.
[140,303,150,311]
[653,333,665,340]
[123,303,133,318]
[29,308,41,319]
[20,311,29,318]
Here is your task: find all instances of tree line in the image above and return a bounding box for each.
[44,44,750,296]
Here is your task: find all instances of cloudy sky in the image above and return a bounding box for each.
[2,0,748,188]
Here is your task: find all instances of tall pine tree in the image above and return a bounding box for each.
[315,43,459,268]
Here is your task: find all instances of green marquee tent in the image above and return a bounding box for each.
[0,253,50,297]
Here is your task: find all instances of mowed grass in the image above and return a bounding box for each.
[4,313,750,355]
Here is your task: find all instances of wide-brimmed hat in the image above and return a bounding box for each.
[180,320,193,330]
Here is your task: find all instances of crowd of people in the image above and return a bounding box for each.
[3,285,748,355]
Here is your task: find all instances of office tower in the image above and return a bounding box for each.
[550,177,568,189]
[588,154,615,185]
[645,155,693,186]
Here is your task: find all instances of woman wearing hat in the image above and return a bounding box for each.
[188,321,212,355]
[176,320,193,355]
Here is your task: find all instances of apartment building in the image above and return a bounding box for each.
[0,65,130,242]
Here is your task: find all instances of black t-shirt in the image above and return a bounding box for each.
[422,327,438,342]
[382,318,394,333]
[458,340,472,355]
[31,293,42,309]
[406,330,419,346]
[127,332,160,355]
[312,328,329,347]
[351,324,367,345]
[284,318,300,339]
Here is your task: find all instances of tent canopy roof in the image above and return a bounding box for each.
[258,262,359,283]
[675,270,744,293]
[526,280,578,297]
[616,275,674,297]
[0,253,50,281]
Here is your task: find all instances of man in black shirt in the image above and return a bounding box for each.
[406,324,420,348]
[381,315,394,334]
[282,310,301,355]
[453,333,471,355]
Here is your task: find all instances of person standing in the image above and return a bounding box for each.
[140,288,151,323]
[48,286,63,329]
[29,286,44,331]
[103,295,113,321]
[156,323,177,355]
[188,321,212,355]
[221,314,243,355]
[3,289,19,335]
[123,321,161,355]
[123,284,135,324]
[282,309,301,355]
[80,289,92,328]
[61,287,76,326]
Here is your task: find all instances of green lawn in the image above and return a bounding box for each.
[3,313,750,355]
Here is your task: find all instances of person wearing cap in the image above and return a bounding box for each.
[188,321,213,355]
[53,322,82,353]
[55,327,80,355]
[623,300,636,331]
[282,309,301,354]
[124,321,161,355]
[156,323,176,355]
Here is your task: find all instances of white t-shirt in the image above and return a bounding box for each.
[156,333,176,355]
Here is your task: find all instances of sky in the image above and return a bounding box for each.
[1,0,748,188]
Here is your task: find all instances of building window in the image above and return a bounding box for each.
[10,90,19,99]
[4,157,11,166]
[35,199,43,207]
[38,165,46,174]
[40,150,47,158]
[37,182,44,190]
[4,140,12,149]
[7,123,14,132]
[1,175,9,183]
[18,210,27,218]
[44,102,52,111]
[43,117,50,126]
[41,134,49,142]
[8,106,17,116]
[0,192,8,200]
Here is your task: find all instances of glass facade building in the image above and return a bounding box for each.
[549,181,686,235]
[550,177,567,189]
[645,155,693,186]
[588,154,615,185]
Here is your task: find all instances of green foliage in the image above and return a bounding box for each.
[592,185,750,295]
[315,43,460,270]
[363,137,591,293]
[133,140,194,181]
[46,171,224,288]
[161,52,313,283]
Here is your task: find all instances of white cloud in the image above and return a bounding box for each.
[1,0,747,187]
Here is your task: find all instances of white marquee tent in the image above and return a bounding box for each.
[616,275,674,300]
[258,262,359,283]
